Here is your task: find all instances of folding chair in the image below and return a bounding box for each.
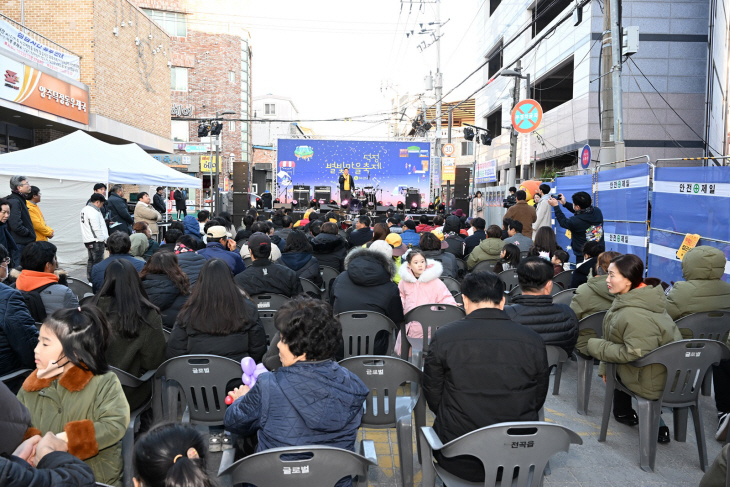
[498,269,520,292]
[575,311,607,415]
[552,288,577,306]
[471,259,499,273]
[249,293,292,343]
[552,270,574,291]
[403,304,465,367]
[439,276,462,297]
[299,277,322,299]
[675,311,730,396]
[67,277,94,301]
[337,311,396,358]
[546,345,568,395]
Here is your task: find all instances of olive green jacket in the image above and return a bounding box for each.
[17,366,130,487]
[587,285,682,400]
[466,238,505,270]
[571,274,616,355]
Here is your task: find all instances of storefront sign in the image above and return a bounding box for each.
[0,52,88,124]
[0,19,80,80]
[184,145,208,153]
[171,104,194,117]
[475,159,497,184]
[152,154,191,165]
[200,155,218,172]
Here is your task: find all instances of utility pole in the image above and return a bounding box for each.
[610,0,625,166]
[435,0,443,203]
[600,0,625,167]
[507,59,521,189]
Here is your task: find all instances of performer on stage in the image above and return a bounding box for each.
[338,167,355,205]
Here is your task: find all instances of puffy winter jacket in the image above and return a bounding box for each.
[197,242,246,275]
[504,294,579,354]
[665,246,730,338]
[106,193,134,235]
[570,274,615,355]
[443,233,466,261]
[5,192,35,245]
[569,257,597,289]
[152,193,167,214]
[166,298,267,363]
[0,222,18,266]
[0,381,31,455]
[141,274,190,329]
[14,270,79,318]
[463,230,486,257]
[311,233,348,272]
[421,250,458,279]
[0,282,38,378]
[175,251,207,285]
[224,360,369,487]
[399,229,420,248]
[347,227,373,248]
[234,259,303,297]
[587,284,682,400]
[0,451,96,487]
[466,237,505,270]
[278,252,323,287]
[182,216,203,242]
[91,254,145,294]
[553,203,604,256]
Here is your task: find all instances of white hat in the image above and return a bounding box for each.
[370,240,393,260]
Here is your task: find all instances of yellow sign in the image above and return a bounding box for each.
[565,230,572,239]
[200,156,218,172]
[441,157,456,183]
[676,233,701,260]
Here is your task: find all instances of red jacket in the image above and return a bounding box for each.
[416,224,434,233]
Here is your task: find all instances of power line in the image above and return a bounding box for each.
[443,0,487,68]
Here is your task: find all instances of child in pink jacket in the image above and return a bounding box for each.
[395,250,457,356]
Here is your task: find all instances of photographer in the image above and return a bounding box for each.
[548,191,604,263]
[502,186,517,209]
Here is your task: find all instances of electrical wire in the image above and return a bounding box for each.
[443,0,487,68]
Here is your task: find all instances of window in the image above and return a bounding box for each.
[532,0,572,37]
[229,70,235,83]
[171,67,188,91]
[229,121,236,132]
[487,40,503,79]
[171,120,189,142]
[142,9,187,37]
[461,141,474,156]
[490,0,502,15]
[241,122,248,133]
[265,103,276,115]
[530,57,574,112]
[486,108,503,138]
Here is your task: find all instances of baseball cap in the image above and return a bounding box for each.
[206,226,228,239]
[248,232,271,248]
[385,233,407,256]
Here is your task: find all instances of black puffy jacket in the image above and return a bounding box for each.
[569,257,597,289]
[0,451,96,487]
[553,203,604,256]
[107,192,134,234]
[504,294,579,354]
[0,381,31,455]
[421,250,458,279]
[234,259,303,298]
[0,283,38,380]
[277,252,323,287]
[442,233,465,261]
[166,298,266,362]
[4,192,35,245]
[311,233,348,272]
[141,274,190,329]
[176,251,207,286]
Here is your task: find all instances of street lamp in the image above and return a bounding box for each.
[212,110,236,216]
[499,63,530,189]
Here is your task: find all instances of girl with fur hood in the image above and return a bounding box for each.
[395,250,457,356]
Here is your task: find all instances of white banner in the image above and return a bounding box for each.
[605,233,648,247]
[0,18,80,80]
[649,242,730,275]
[595,176,650,192]
[653,181,730,198]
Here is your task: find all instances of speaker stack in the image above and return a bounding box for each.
[314,186,331,203]
[405,187,421,210]
[293,185,310,209]
[453,167,471,215]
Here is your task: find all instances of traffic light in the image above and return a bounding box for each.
[197,123,210,137]
[210,121,223,136]
[464,127,474,141]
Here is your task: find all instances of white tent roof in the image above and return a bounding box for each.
[0,130,201,187]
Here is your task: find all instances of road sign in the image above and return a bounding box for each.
[511,99,543,134]
[580,145,592,169]
[442,143,455,156]
[442,157,456,183]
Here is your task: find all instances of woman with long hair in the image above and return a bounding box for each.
[277,230,323,287]
[167,258,266,363]
[94,259,165,411]
[366,223,390,246]
[140,251,191,329]
[528,226,561,258]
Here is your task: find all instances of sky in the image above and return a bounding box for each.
[239,0,482,137]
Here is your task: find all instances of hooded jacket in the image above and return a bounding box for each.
[587,284,682,400]
[106,193,134,235]
[175,250,207,285]
[197,242,246,275]
[14,270,79,318]
[0,282,37,379]
[505,294,579,354]
[26,201,53,241]
[571,274,616,355]
[234,258,303,298]
[553,203,604,255]
[18,366,130,487]
[224,360,368,487]
[466,237,505,270]
[311,233,348,272]
[5,192,36,245]
[182,215,203,241]
[277,252,323,286]
[141,274,190,329]
[129,233,149,258]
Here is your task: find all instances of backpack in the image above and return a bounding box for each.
[16,282,56,323]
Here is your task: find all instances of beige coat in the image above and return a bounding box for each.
[134,202,162,235]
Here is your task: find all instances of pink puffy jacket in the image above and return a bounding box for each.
[395,259,457,356]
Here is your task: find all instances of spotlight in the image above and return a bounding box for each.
[411,201,418,208]
[274,198,280,204]
[464,127,474,141]
[377,200,383,206]
[256,197,263,209]
[438,203,445,213]
[397,201,404,211]
[367,201,375,209]
[428,203,435,212]
[292,199,298,206]
[197,123,210,137]
[210,121,223,136]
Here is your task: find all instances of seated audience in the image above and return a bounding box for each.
[700,444,729,487]
[466,225,505,270]
[311,222,348,272]
[239,221,282,262]
[224,297,369,487]
[569,240,603,288]
[219,211,236,236]
[463,217,486,256]
[90,232,145,293]
[235,233,303,297]
[96,259,165,411]
[419,232,458,279]
[587,254,681,443]
[385,234,407,285]
[140,251,191,329]
[493,243,521,274]
[441,215,465,261]
[18,306,129,486]
[504,257,579,354]
[182,215,203,247]
[196,210,210,235]
[501,217,513,240]
[167,258,266,362]
[15,242,78,321]
[386,216,403,234]
[528,226,561,258]
[277,230,323,287]
[430,215,445,237]
[197,226,246,275]
[156,228,182,253]
[364,223,390,248]
[503,220,533,249]
[133,222,159,257]
[348,215,373,248]
[399,219,420,248]
[129,232,149,260]
[173,235,207,285]
[423,271,549,482]
[552,249,570,276]
[415,215,433,233]
[395,250,457,356]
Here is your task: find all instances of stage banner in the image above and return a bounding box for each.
[276,139,431,206]
[648,166,730,285]
[554,174,593,264]
[595,164,650,263]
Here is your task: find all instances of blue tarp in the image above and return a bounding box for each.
[554,174,593,263]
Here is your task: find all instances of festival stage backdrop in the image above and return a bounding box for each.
[276,139,432,206]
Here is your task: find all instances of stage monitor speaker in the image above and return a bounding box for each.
[453,198,470,215]
[454,167,471,199]
[293,185,310,208]
[314,186,331,202]
[273,203,292,210]
[405,192,421,209]
[376,205,393,213]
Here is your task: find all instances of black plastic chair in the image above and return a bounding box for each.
[471,259,499,273]
[553,270,574,291]
[520,250,529,261]
[675,310,730,396]
[0,368,33,393]
[598,340,730,472]
[455,258,467,279]
[110,367,156,487]
[340,356,426,487]
[67,277,94,300]
[320,265,341,301]
[243,256,252,268]
[575,311,607,415]
[552,288,576,306]
[439,276,461,297]
[299,277,322,299]
[250,293,292,344]
[505,285,522,304]
[403,304,466,367]
[546,345,568,395]
[337,311,396,358]
[498,269,520,292]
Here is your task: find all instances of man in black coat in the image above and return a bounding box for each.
[5,175,35,265]
[504,257,579,354]
[234,233,303,297]
[153,187,167,215]
[548,190,604,263]
[106,184,135,235]
[173,187,187,218]
[423,271,549,483]
[463,217,486,257]
[347,215,373,249]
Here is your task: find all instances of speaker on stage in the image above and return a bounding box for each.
[293,185,310,209]
[315,186,331,202]
[405,192,421,210]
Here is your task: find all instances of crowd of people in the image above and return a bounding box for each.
[0,174,729,486]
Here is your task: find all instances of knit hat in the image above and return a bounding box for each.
[370,240,393,260]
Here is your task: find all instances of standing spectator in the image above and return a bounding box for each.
[472,191,484,218]
[107,184,134,235]
[399,220,420,248]
[569,240,603,288]
[96,259,166,411]
[0,198,18,267]
[86,183,108,221]
[466,225,505,270]
[15,242,79,321]
[415,215,433,233]
[173,187,187,219]
[423,271,549,482]
[504,190,537,238]
[463,217,486,257]
[152,187,167,215]
[419,232,458,279]
[442,215,465,261]
[533,183,553,231]
[504,257,579,354]
[5,175,36,265]
[140,251,191,329]
[0,243,38,388]
[311,221,348,272]
[548,191,604,263]
[26,186,53,241]
[234,233,302,297]
[173,235,208,285]
[134,192,162,238]
[91,232,145,293]
[277,230,323,287]
[133,222,160,257]
[503,220,533,249]
[503,186,517,208]
[80,193,108,281]
[348,215,373,248]
[197,226,245,275]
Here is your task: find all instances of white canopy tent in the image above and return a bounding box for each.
[0,130,201,266]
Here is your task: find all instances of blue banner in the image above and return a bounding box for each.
[276,139,431,206]
[554,174,594,263]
